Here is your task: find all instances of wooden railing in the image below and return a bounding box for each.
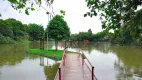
[77,49,97,80]
[54,49,67,80]
[54,49,97,80]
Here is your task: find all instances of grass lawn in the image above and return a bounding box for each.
[27,49,76,61]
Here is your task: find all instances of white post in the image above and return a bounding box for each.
[47,32,48,51]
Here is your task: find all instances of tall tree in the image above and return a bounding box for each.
[28,24,44,41]
[47,15,70,50]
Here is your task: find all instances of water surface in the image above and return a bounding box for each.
[79,42,142,80]
[0,42,58,80]
[0,42,142,80]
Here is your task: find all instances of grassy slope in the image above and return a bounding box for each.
[27,49,76,60]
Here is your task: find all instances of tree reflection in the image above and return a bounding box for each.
[39,56,59,80]
[0,44,27,66]
[113,47,142,79]
[68,42,142,79]
[41,57,59,80]
[63,41,142,79]
[0,42,43,66]
[79,42,113,54]
[88,42,142,79]
[43,63,59,80]
[62,41,112,53]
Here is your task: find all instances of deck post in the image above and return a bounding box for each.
[63,56,65,66]
[92,66,94,80]
[59,68,61,80]
[78,49,80,57]
[82,54,84,65]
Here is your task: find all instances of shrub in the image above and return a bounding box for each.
[0,33,15,44]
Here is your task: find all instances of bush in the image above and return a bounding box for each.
[0,33,15,44]
[0,19,14,38]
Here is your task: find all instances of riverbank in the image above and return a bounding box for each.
[27,49,76,60]
[0,35,31,44]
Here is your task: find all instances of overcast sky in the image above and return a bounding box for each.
[0,0,102,34]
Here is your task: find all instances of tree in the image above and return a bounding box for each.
[85,0,142,44]
[88,29,92,35]
[93,31,108,41]
[28,24,44,41]
[47,15,70,50]
[7,0,54,15]
[5,18,26,40]
[85,0,142,30]
[0,19,13,37]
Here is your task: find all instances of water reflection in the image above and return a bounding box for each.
[77,42,142,80]
[113,47,142,80]
[39,56,59,80]
[65,41,142,80]
[0,41,142,80]
[40,57,57,66]
[0,44,28,66]
[0,41,58,80]
[44,64,59,80]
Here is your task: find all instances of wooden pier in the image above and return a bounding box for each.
[54,50,97,80]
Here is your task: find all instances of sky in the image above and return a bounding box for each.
[0,0,102,34]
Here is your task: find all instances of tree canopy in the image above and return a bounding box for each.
[47,15,70,50]
[85,0,142,44]
[0,18,45,43]
[28,24,44,41]
[7,0,54,15]
[70,29,109,42]
[5,0,142,45]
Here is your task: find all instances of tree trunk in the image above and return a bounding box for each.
[55,40,58,51]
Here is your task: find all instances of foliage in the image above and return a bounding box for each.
[0,18,28,43]
[85,0,142,30]
[0,19,13,37]
[0,33,15,44]
[44,63,59,80]
[93,31,108,41]
[7,0,54,15]
[0,18,45,44]
[70,29,109,42]
[5,18,28,40]
[60,10,66,16]
[47,15,70,50]
[70,29,93,41]
[85,0,142,45]
[28,24,44,41]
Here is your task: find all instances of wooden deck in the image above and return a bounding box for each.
[55,53,95,80]
[62,53,92,80]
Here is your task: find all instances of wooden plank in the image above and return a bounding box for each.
[61,54,92,80]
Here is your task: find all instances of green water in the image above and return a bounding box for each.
[0,42,58,80]
[0,42,142,80]
[79,42,142,80]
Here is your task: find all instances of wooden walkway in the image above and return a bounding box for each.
[62,54,92,80]
[54,52,96,80]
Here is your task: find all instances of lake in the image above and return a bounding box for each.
[0,41,142,80]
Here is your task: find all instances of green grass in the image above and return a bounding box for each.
[68,51,77,53]
[27,49,76,60]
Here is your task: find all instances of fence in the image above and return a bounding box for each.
[78,49,97,80]
[54,49,67,80]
